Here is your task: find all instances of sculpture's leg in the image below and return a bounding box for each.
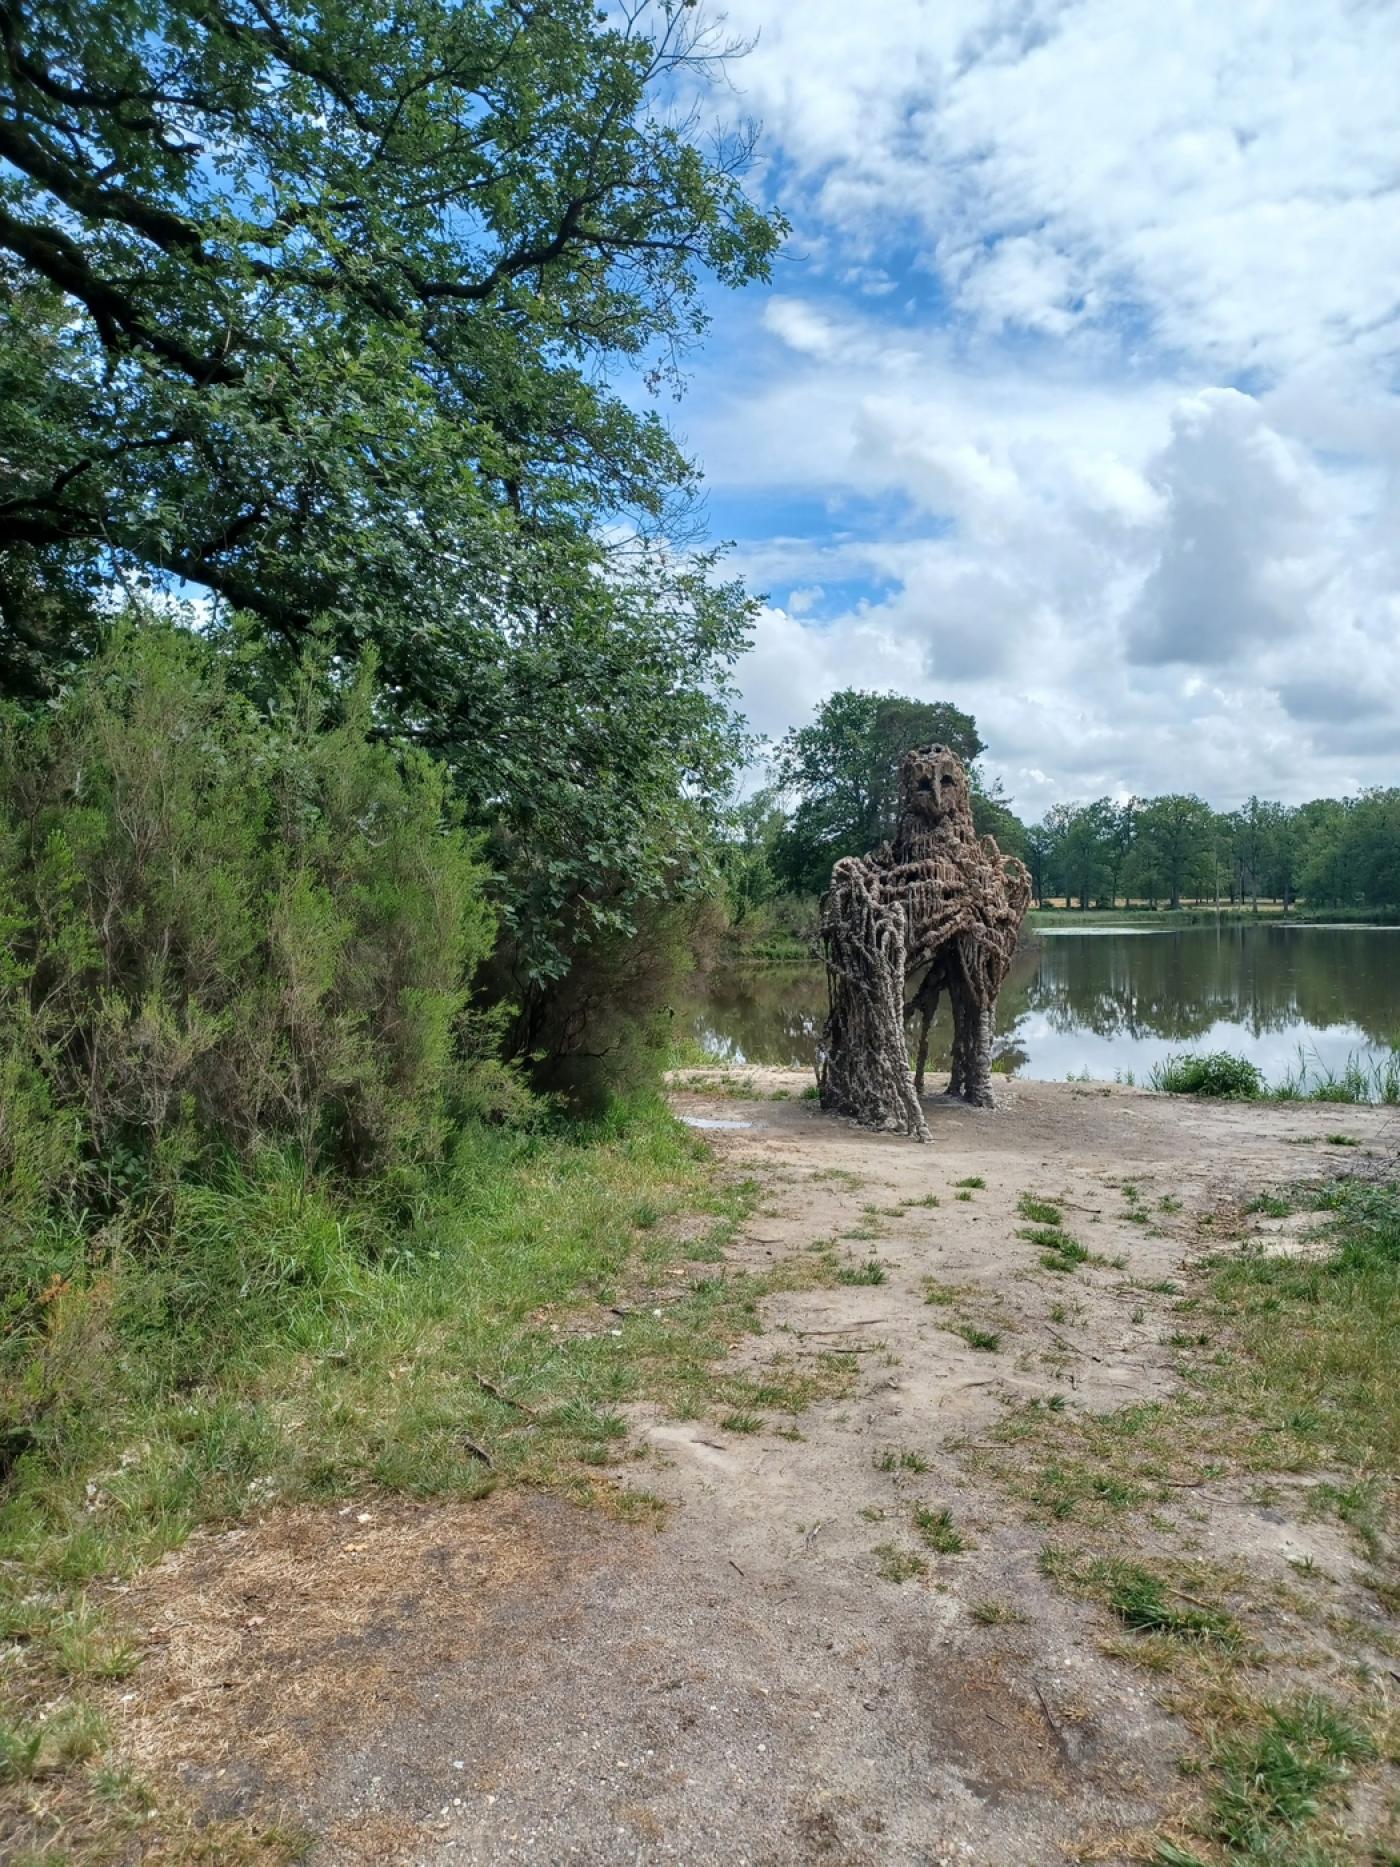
[911,973,940,1096]
[964,1000,996,1108]
[945,978,967,1098]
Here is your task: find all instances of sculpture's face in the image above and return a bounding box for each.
[900,743,971,825]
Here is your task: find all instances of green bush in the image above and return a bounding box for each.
[1149,1052,1265,1100]
[0,622,503,1245]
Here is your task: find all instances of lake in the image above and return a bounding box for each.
[685,924,1400,1089]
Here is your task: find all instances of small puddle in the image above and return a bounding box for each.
[680,1116,753,1130]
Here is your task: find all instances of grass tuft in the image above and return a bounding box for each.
[836,1258,887,1286]
[913,1504,966,1553]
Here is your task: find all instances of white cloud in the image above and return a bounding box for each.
[684,0,1400,808]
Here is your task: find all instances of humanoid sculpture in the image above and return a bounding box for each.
[817,745,1031,1140]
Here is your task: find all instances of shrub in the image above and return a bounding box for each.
[0,622,501,1245]
[1149,1052,1264,1100]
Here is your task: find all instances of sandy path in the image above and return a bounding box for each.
[110,1077,1397,1866]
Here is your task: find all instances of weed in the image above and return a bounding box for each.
[1247,1193,1293,1218]
[874,1448,930,1474]
[1020,1224,1091,1271]
[874,1543,928,1583]
[958,1325,1002,1353]
[954,1190,973,1202]
[720,1412,763,1435]
[836,1259,887,1286]
[913,1505,966,1553]
[955,1176,986,1190]
[969,1599,1028,1626]
[1018,1193,1064,1226]
[1105,1564,1238,1643]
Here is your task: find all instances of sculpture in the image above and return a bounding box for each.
[817,745,1031,1140]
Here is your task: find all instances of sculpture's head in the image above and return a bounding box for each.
[899,743,972,827]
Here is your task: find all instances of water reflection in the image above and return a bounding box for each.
[686,926,1400,1084]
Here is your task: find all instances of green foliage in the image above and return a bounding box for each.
[0,0,781,1014]
[771,689,986,893]
[1150,1053,1265,1099]
[0,0,781,688]
[0,623,502,1254]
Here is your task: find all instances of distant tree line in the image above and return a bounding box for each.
[721,690,1400,929]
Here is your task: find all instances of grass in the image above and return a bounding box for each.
[968,1598,1028,1626]
[873,1447,930,1474]
[954,1176,985,1190]
[977,1175,1400,1865]
[0,1096,787,1862]
[957,1324,1002,1353]
[873,1543,928,1583]
[1151,1044,1400,1106]
[1018,1223,1092,1272]
[1018,1192,1064,1226]
[836,1258,887,1286]
[1150,1052,1266,1099]
[720,1411,763,1435]
[912,1504,966,1553]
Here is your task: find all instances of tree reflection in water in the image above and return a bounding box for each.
[687,927,1400,1085]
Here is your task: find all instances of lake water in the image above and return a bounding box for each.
[686,924,1400,1088]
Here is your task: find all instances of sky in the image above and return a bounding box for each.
[673,0,1400,815]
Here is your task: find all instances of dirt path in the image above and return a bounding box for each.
[108,1076,1397,1865]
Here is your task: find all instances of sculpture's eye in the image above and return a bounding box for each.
[940,774,953,786]
[917,777,933,792]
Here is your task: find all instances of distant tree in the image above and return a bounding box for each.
[773,689,986,893]
[1300,790,1400,909]
[719,788,787,928]
[1042,802,1111,910]
[1023,819,1054,906]
[1133,794,1216,910]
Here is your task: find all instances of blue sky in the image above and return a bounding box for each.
[666,0,1400,813]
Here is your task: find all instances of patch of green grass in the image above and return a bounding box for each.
[873,1542,928,1583]
[969,1598,1028,1626]
[954,1189,973,1202]
[1019,1224,1092,1272]
[958,1324,1002,1353]
[720,1411,763,1435]
[922,1277,959,1306]
[1208,1697,1375,1858]
[836,1258,887,1286]
[955,1176,985,1190]
[1150,1052,1265,1099]
[1105,1563,1239,1643]
[1246,1192,1293,1218]
[913,1504,966,1553]
[1325,1133,1360,1147]
[1018,1193,1064,1226]
[873,1447,929,1474]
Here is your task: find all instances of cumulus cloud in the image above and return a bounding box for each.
[681,0,1400,807]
